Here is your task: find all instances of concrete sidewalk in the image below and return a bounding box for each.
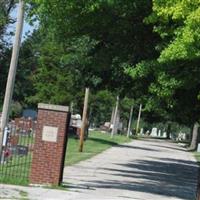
[0,139,199,200]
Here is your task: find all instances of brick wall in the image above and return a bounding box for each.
[30,104,70,185]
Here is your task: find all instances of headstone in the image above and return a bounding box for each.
[197,144,200,152]
[140,128,144,135]
[16,145,28,156]
[163,132,167,138]
[151,127,157,137]
[146,130,150,135]
[177,132,185,141]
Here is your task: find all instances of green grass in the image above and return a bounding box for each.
[0,134,34,185]
[65,131,132,165]
[0,153,32,185]
[194,152,200,165]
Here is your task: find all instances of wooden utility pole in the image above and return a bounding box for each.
[70,102,74,115]
[110,107,115,125]
[79,88,89,152]
[0,0,24,157]
[111,96,119,138]
[136,104,142,135]
[127,105,133,138]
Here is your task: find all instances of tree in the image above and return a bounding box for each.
[29,0,157,97]
[147,0,200,62]
[89,90,115,127]
[189,122,199,150]
[0,0,16,50]
[126,0,200,145]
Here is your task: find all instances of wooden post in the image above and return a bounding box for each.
[127,105,133,138]
[70,102,74,115]
[0,0,24,158]
[136,104,142,135]
[79,88,89,152]
[111,96,119,138]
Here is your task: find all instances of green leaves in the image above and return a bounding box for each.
[149,0,200,62]
[149,72,182,98]
[126,61,155,79]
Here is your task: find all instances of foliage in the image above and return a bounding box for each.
[147,0,200,62]
[0,0,15,49]
[0,1,16,109]
[1,0,199,135]
[29,0,156,96]
[10,101,23,118]
[89,90,115,126]
[27,35,74,105]
[126,0,200,128]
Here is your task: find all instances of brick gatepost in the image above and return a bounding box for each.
[30,103,70,185]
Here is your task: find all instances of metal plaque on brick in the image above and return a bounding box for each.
[42,126,58,142]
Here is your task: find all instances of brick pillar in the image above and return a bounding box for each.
[30,103,70,185]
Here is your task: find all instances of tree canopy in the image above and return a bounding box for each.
[1,0,200,132]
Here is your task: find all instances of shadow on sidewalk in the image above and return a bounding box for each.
[72,158,198,200]
[150,144,186,152]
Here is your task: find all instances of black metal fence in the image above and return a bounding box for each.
[0,119,36,184]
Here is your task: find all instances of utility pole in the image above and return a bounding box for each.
[127,105,133,138]
[79,88,89,152]
[111,96,119,138]
[70,102,74,115]
[110,107,115,126]
[0,0,24,157]
[136,104,142,135]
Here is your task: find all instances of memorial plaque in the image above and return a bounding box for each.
[42,126,58,142]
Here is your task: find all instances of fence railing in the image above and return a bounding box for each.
[0,118,36,184]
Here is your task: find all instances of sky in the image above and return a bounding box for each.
[6,4,36,44]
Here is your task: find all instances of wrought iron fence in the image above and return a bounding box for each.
[0,118,36,184]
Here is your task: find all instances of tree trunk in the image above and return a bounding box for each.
[189,122,199,151]
[166,123,171,139]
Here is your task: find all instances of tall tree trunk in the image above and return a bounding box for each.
[189,122,199,151]
[166,123,171,139]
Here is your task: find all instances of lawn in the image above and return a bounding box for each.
[0,130,131,185]
[194,152,200,165]
[65,131,132,165]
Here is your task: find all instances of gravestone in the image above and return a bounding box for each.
[163,132,167,138]
[151,127,157,137]
[30,103,70,186]
[197,144,200,152]
[140,128,144,135]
